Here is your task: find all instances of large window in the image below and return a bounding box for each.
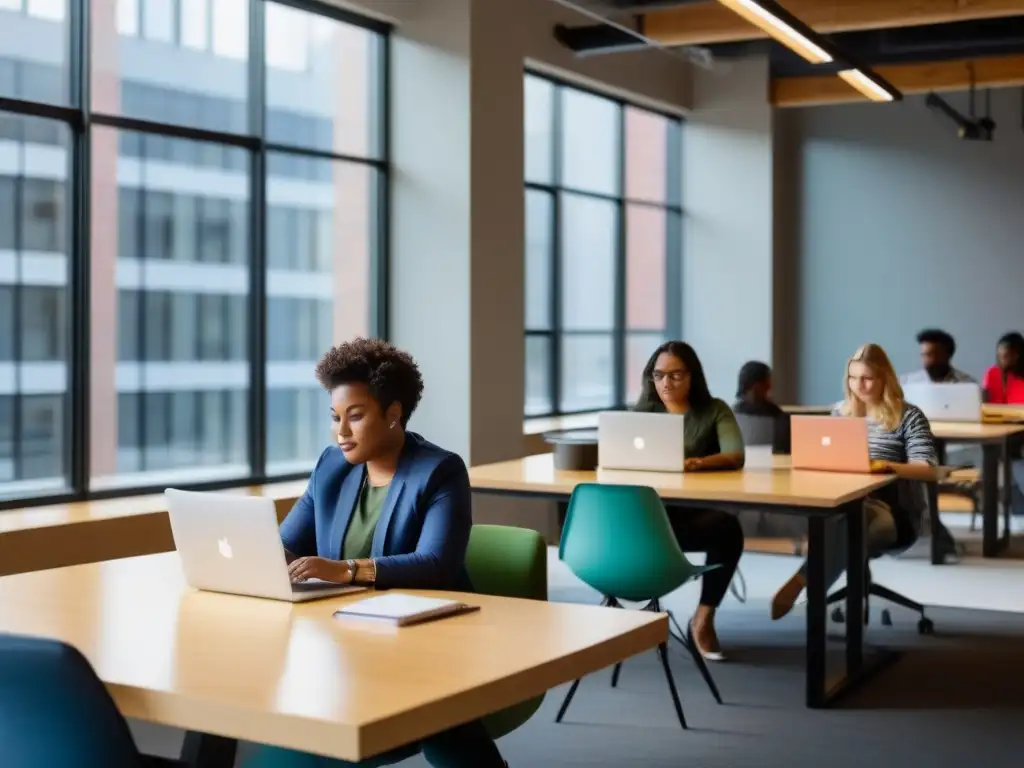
[523,74,682,417]
[0,0,387,504]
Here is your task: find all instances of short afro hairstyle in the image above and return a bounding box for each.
[916,328,956,357]
[315,338,424,427]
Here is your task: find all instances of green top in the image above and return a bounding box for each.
[683,398,746,463]
[341,480,390,560]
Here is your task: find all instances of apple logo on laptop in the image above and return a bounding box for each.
[821,436,831,447]
[633,436,645,451]
[217,538,233,559]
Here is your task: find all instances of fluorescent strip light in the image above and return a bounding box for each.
[838,68,895,102]
[716,0,833,64]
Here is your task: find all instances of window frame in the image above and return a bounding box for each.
[524,71,683,418]
[0,0,391,509]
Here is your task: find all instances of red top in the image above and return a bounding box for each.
[982,366,1024,404]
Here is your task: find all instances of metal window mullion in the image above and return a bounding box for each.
[549,82,564,414]
[248,0,268,481]
[65,0,90,494]
[11,169,24,482]
[613,103,626,409]
[373,32,391,340]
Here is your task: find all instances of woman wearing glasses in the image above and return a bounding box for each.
[634,341,746,661]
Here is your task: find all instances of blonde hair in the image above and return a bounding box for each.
[840,343,905,431]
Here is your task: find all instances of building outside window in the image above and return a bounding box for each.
[0,0,388,503]
[523,73,682,417]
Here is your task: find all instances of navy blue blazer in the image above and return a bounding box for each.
[280,432,473,591]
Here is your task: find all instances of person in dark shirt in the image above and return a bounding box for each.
[732,361,791,454]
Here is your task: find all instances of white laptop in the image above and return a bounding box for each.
[598,411,686,472]
[903,382,982,423]
[165,488,366,603]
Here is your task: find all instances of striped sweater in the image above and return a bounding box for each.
[832,401,937,532]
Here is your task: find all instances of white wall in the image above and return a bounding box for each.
[682,57,775,400]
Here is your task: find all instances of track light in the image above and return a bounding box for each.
[715,0,832,64]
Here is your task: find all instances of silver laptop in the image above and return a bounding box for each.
[165,488,365,603]
[598,411,686,472]
[903,382,982,423]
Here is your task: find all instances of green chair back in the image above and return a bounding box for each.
[560,483,712,602]
[465,524,547,740]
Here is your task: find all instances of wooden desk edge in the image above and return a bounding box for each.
[470,476,895,510]
[0,492,302,577]
[360,614,667,759]
[110,610,666,762]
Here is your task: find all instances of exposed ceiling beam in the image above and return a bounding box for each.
[771,52,1024,106]
[644,0,1024,46]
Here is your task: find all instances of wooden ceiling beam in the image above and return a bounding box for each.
[644,1,1024,46]
[771,53,1024,106]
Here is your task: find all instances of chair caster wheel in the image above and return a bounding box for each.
[831,607,845,623]
[918,617,935,635]
[881,609,893,627]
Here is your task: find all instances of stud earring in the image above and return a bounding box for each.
[390,421,397,429]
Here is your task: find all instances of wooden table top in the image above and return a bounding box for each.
[930,421,1024,441]
[0,554,665,761]
[982,404,1024,423]
[469,452,893,509]
[0,481,307,577]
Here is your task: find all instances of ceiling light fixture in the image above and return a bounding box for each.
[715,0,832,64]
[838,68,898,103]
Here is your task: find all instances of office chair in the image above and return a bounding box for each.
[555,483,724,730]
[825,523,935,635]
[0,634,183,767]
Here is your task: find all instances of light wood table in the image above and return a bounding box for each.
[470,453,898,710]
[0,553,665,763]
[982,404,1024,423]
[0,481,307,577]
[929,421,1024,558]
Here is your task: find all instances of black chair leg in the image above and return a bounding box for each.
[870,584,924,614]
[681,623,724,705]
[554,677,582,723]
[610,661,622,688]
[657,642,688,729]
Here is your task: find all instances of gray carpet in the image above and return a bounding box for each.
[401,585,1024,768]
[133,587,1024,767]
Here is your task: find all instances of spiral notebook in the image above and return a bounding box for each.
[333,594,480,627]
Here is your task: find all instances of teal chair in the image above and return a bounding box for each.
[0,634,184,767]
[555,483,723,729]
[244,524,547,767]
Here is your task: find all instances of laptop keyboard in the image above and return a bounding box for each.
[291,579,339,592]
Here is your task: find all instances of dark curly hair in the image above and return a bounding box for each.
[916,328,956,357]
[314,338,424,427]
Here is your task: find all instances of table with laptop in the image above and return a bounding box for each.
[903,382,1024,558]
[0,489,668,765]
[473,410,903,709]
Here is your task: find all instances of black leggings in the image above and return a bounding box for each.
[668,508,744,608]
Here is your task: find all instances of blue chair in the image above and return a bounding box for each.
[555,483,724,729]
[0,633,183,767]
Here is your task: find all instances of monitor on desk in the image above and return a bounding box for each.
[903,382,982,423]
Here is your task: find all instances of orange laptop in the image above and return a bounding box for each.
[791,415,873,473]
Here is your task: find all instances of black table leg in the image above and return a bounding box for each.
[180,732,237,768]
[982,444,1001,557]
[1002,436,1014,550]
[844,501,865,678]
[805,515,827,708]
[804,504,900,709]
